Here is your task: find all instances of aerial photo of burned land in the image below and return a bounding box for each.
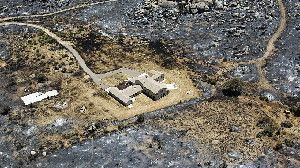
[0,0,300,167]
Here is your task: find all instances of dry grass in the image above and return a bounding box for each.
[23,34,80,74]
[6,31,200,138]
[0,60,6,67]
[22,32,201,126]
[34,61,201,127]
[149,96,298,163]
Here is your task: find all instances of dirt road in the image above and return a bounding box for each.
[0,0,288,92]
[0,22,102,85]
[0,0,121,88]
[0,0,117,22]
[217,0,288,91]
[254,0,287,89]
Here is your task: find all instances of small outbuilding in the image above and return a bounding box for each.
[21,90,59,105]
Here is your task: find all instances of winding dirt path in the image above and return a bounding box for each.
[0,1,119,89]
[0,0,288,92]
[0,21,103,85]
[0,0,117,22]
[253,0,287,90]
[217,0,287,91]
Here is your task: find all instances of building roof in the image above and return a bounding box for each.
[135,75,165,94]
[21,90,59,105]
[121,85,143,97]
[106,87,133,106]
[102,68,175,106]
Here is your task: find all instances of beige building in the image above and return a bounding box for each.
[129,74,169,100]
[103,69,175,107]
[106,87,133,106]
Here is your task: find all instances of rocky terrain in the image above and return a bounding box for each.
[0,0,299,167]
[266,0,300,97]
[0,0,97,17]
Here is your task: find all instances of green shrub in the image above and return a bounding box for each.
[283,139,295,147]
[222,78,244,97]
[259,96,269,102]
[0,104,10,115]
[136,114,145,123]
[256,116,279,138]
[290,102,300,117]
[256,126,276,138]
[34,73,48,83]
[281,121,293,128]
[256,116,273,128]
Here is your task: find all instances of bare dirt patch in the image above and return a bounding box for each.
[146,96,300,164]
[0,60,6,67]
[7,31,200,146]
[35,61,200,126]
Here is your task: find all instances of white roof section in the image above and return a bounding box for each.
[162,83,177,90]
[21,90,59,105]
[121,85,142,97]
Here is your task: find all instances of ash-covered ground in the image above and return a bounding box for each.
[51,0,279,61]
[266,0,300,97]
[0,0,300,167]
[0,0,97,17]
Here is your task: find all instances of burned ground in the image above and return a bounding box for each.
[266,0,300,97]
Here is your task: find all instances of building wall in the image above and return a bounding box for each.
[143,88,169,100]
